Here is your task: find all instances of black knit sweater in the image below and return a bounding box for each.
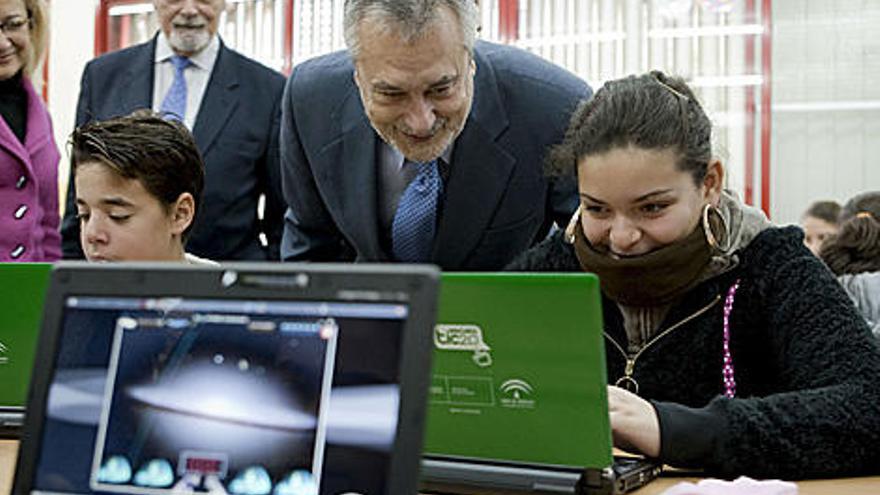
[508,226,880,479]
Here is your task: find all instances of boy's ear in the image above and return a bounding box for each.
[169,193,195,236]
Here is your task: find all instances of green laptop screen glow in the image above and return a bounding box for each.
[424,273,613,469]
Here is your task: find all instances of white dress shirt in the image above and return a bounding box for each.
[152,34,220,130]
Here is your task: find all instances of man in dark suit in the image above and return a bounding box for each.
[280,0,591,270]
[61,0,285,260]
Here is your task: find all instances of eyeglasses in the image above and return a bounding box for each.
[0,16,30,36]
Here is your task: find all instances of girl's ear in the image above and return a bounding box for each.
[169,192,195,236]
[703,160,725,206]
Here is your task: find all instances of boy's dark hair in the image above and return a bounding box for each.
[69,111,205,240]
[547,70,712,186]
[803,200,842,225]
[819,192,880,276]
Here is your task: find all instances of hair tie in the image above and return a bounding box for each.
[655,79,690,101]
[653,75,691,138]
[856,211,874,220]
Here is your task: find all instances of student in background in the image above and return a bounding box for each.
[801,199,841,256]
[820,191,880,338]
[0,0,60,262]
[71,112,213,265]
[509,71,880,479]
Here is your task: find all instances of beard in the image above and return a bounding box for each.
[373,117,462,164]
[167,15,212,55]
[371,95,472,164]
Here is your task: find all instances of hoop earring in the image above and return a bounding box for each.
[564,205,582,245]
[702,203,731,252]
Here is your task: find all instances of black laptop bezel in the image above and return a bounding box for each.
[13,261,439,495]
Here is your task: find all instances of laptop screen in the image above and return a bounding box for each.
[28,291,412,495]
[0,263,51,412]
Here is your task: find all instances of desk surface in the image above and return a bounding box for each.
[2,439,879,495]
[2,440,15,494]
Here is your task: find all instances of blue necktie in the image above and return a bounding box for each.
[392,160,443,262]
[160,55,191,122]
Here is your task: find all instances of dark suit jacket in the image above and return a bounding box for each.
[280,41,591,270]
[61,36,286,260]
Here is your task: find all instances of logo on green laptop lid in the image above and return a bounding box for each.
[499,378,536,409]
[433,324,492,367]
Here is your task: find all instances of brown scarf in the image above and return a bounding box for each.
[571,219,715,307]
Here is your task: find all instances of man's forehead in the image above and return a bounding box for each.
[354,38,469,87]
[363,64,460,88]
[378,71,458,85]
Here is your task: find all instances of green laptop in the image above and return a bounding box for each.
[0,262,52,437]
[421,273,660,494]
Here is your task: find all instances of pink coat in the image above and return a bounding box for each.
[0,77,61,261]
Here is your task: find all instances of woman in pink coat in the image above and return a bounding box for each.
[0,0,59,261]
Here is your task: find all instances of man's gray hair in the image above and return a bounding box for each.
[344,0,478,59]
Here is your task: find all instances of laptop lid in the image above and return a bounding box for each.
[13,262,439,495]
[423,273,612,469]
[0,263,52,430]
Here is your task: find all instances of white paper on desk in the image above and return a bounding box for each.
[661,476,798,495]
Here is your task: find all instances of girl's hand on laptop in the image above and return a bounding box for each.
[607,385,660,458]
